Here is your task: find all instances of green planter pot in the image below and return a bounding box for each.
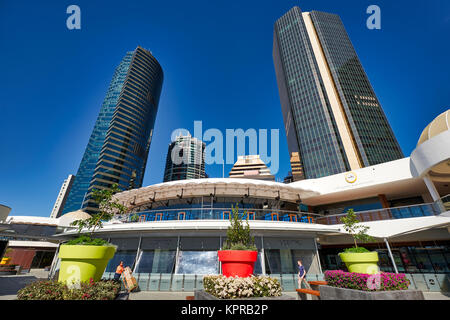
[339,252,379,274]
[58,245,116,284]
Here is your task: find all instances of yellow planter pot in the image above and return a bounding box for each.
[1,257,12,265]
[58,245,116,285]
[339,252,379,274]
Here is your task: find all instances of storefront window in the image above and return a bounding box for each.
[411,248,434,273]
[425,247,449,273]
[175,251,219,274]
[135,249,176,273]
[105,250,137,272]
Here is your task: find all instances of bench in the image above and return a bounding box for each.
[296,281,327,300]
[296,288,320,296]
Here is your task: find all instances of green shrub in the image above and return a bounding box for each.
[203,275,282,299]
[17,279,121,300]
[65,235,111,246]
[222,204,257,251]
[343,247,370,253]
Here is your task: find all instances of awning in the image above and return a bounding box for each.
[336,215,450,239]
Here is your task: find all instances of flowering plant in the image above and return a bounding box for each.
[17,278,121,300]
[203,275,282,299]
[324,270,410,291]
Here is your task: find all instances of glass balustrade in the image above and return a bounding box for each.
[110,195,449,226]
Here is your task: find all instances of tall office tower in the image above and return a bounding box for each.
[163,135,206,182]
[289,152,304,181]
[50,174,75,218]
[273,7,403,179]
[63,46,163,214]
[229,155,275,181]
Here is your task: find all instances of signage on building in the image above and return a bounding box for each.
[344,171,357,184]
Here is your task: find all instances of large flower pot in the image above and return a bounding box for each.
[339,252,379,274]
[218,250,258,277]
[0,257,11,265]
[58,245,116,284]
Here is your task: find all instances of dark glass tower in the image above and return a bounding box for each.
[273,7,403,179]
[63,47,163,214]
[163,135,206,182]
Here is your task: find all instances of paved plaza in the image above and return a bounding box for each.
[0,269,448,300]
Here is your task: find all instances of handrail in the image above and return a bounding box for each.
[126,207,323,217]
[321,201,441,219]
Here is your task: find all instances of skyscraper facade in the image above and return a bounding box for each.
[163,135,206,182]
[273,7,403,180]
[63,46,163,214]
[50,174,75,218]
[228,155,275,181]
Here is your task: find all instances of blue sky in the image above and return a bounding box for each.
[0,0,449,217]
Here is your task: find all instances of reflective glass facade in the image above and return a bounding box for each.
[273,7,403,179]
[273,7,349,179]
[62,53,133,214]
[309,11,403,165]
[163,135,206,182]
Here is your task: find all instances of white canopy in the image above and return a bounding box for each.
[336,215,450,239]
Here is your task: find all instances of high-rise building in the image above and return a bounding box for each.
[163,135,206,182]
[289,152,304,181]
[50,174,75,218]
[228,155,275,181]
[63,46,163,214]
[273,7,403,179]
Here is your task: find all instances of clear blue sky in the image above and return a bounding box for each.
[0,0,449,217]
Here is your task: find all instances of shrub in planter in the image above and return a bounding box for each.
[324,270,410,291]
[59,184,127,284]
[339,209,378,274]
[219,204,257,277]
[17,279,121,300]
[203,275,282,299]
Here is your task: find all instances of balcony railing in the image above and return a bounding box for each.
[315,198,447,225]
[110,195,450,226]
[113,208,320,224]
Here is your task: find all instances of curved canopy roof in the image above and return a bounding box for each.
[113,178,320,208]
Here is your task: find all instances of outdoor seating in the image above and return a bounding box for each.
[221,211,230,220]
[282,214,298,222]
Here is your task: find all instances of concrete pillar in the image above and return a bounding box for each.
[423,175,440,201]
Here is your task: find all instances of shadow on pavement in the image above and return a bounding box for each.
[0,276,41,296]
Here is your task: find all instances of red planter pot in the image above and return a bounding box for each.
[218,250,258,278]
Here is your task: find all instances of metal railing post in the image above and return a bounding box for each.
[384,238,399,274]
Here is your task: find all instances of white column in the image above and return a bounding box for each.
[384,238,399,274]
[423,174,440,201]
[261,236,266,275]
[313,237,323,275]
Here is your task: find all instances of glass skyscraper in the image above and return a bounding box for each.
[273,7,403,179]
[63,47,163,214]
[163,135,206,182]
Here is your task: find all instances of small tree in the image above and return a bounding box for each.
[222,204,256,251]
[340,209,374,250]
[70,184,128,240]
